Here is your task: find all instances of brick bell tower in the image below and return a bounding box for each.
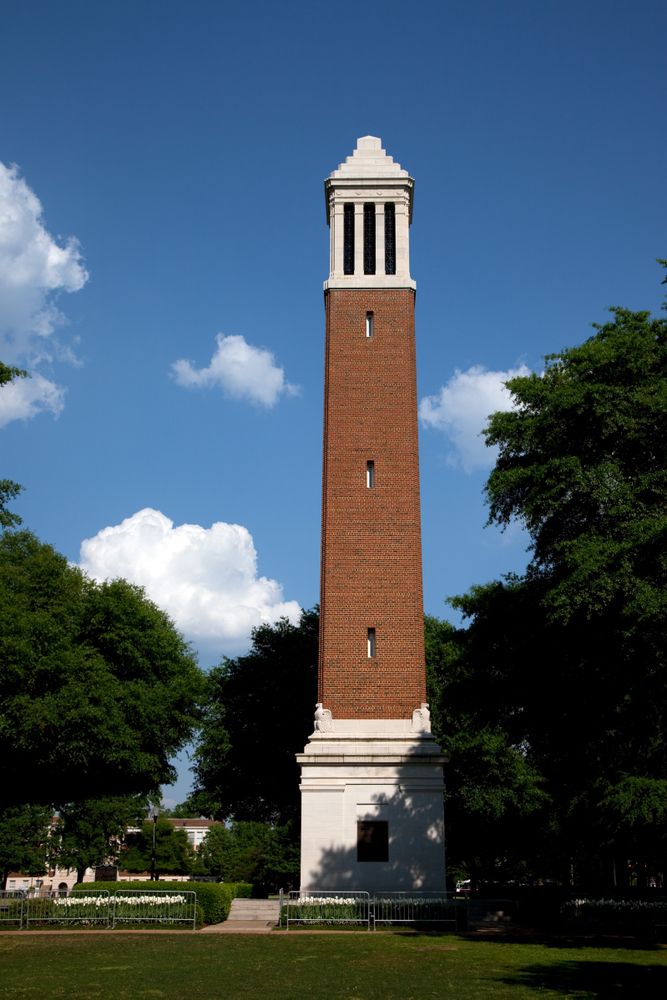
[298,137,446,891]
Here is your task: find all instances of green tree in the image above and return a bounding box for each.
[449,281,667,887]
[54,795,148,884]
[485,299,666,632]
[0,362,27,529]
[0,804,52,888]
[426,612,549,886]
[0,531,205,809]
[120,818,193,877]
[196,821,299,893]
[191,609,318,824]
[160,799,203,819]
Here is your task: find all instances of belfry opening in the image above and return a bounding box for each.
[297,137,446,891]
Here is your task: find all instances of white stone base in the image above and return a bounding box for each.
[297,719,446,892]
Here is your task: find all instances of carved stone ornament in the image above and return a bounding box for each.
[411,702,431,733]
[314,703,334,732]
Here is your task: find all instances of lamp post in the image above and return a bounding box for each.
[150,807,159,881]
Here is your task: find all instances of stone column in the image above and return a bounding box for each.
[395,194,410,281]
[331,198,343,279]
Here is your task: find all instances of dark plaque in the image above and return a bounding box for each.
[357,821,389,863]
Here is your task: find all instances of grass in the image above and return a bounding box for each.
[0,933,666,999]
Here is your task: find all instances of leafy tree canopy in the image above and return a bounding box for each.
[54,795,148,883]
[0,804,52,886]
[196,820,299,892]
[160,799,204,819]
[0,531,205,809]
[121,818,193,877]
[191,609,318,825]
[484,298,667,629]
[426,613,550,884]
[0,362,27,529]
[443,276,667,887]
[0,363,26,385]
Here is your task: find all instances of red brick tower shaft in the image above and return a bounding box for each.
[318,140,426,720]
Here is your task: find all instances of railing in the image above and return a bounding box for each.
[284,891,371,930]
[0,891,25,928]
[372,892,458,929]
[4,889,197,930]
[283,891,461,931]
[111,890,197,929]
[25,891,111,927]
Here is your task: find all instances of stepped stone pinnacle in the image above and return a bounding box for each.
[329,136,410,180]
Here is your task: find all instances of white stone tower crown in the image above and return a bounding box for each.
[324,136,415,291]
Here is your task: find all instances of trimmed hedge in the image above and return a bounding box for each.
[72,882,252,925]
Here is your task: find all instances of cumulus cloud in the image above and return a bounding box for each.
[172,333,299,407]
[419,364,532,472]
[78,508,301,659]
[0,372,65,427]
[0,162,88,365]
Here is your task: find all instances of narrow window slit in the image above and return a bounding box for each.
[367,628,376,658]
[365,311,374,338]
[363,203,376,274]
[366,460,375,488]
[344,203,355,275]
[384,202,396,274]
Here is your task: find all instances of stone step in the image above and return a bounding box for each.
[227,898,280,923]
[197,897,281,933]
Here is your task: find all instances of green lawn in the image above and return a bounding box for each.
[0,933,665,999]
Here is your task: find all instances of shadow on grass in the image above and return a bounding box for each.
[502,959,667,998]
[458,930,664,951]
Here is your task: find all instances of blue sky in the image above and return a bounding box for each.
[1,0,665,803]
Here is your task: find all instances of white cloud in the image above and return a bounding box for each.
[0,372,65,427]
[172,333,299,407]
[78,508,301,660]
[419,364,532,472]
[0,162,88,365]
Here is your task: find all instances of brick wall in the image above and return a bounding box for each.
[319,288,426,718]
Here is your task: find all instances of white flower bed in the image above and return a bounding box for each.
[562,897,667,930]
[115,894,188,906]
[296,896,361,905]
[563,898,667,913]
[54,894,187,907]
[53,896,108,907]
[24,891,197,929]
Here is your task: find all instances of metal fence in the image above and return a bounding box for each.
[25,891,111,928]
[284,891,371,930]
[283,891,460,931]
[111,890,197,929]
[372,892,458,928]
[3,889,197,930]
[0,891,25,928]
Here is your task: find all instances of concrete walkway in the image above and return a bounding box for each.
[200,898,281,934]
